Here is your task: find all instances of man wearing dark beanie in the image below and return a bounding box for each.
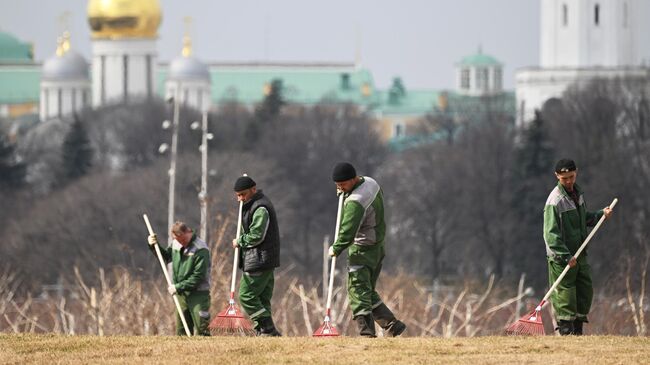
[543,159,612,336]
[232,175,282,336]
[328,162,406,337]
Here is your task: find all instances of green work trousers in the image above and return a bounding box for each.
[175,290,211,336]
[547,257,593,322]
[239,269,274,328]
[347,244,385,317]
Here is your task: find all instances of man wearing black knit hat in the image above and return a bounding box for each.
[232,175,282,336]
[328,162,406,337]
[543,159,612,336]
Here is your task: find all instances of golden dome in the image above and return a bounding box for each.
[87,0,162,39]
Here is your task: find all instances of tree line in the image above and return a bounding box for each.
[0,77,648,296]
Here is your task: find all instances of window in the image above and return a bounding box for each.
[493,68,502,91]
[460,68,470,89]
[562,4,568,26]
[476,68,489,91]
[393,121,404,138]
[623,2,628,28]
[123,55,128,103]
[594,4,600,26]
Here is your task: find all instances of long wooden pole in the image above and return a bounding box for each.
[143,214,192,337]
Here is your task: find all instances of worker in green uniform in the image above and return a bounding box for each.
[328,162,406,337]
[543,159,612,335]
[148,221,211,336]
[232,175,282,336]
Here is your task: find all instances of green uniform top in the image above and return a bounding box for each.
[332,176,386,257]
[237,207,270,248]
[543,182,603,263]
[157,234,211,293]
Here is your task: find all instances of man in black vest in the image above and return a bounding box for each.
[232,175,282,336]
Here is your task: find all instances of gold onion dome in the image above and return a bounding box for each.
[87,0,162,39]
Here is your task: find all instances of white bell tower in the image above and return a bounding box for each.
[541,0,636,68]
[516,0,649,125]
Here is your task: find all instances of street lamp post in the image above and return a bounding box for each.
[167,89,180,245]
[192,110,213,240]
[198,110,208,240]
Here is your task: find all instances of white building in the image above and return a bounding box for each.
[165,35,211,113]
[456,48,504,97]
[87,0,160,107]
[39,33,91,121]
[516,0,650,125]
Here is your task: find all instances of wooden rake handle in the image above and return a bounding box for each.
[143,214,192,337]
[325,192,345,312]
[540,198,618,306]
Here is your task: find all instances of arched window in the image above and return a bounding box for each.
[460,68,470,89]
[594,4,600,26]
[562,4,568,26]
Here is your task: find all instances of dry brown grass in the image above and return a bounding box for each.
[0,334,648,365]
[1,217,647,337]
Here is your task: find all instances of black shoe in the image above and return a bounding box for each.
[572,319,583,336]
[257,317,282,337]
[386,320,406,337]
[354,314,376,337]
[556,320,574,336]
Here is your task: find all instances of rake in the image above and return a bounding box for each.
[505,198,618,335]
[313,192,345,337]
[209,200,256,336]
[143,214,192,337]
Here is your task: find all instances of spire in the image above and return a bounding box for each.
[62,31,71,54]
[354,25,362,69]
[57,11,71,55]
[55,36,64,57]
[182,16,193,57]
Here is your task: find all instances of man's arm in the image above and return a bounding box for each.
[237,207,270,248]
[543,204,571,262]
[173,249,209,293]
[148,235,172,263]
[331,200,365,256]
[586,209,604,227]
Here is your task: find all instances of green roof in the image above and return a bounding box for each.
[457,52,501,67]
[158,63,381,106]
[377,90,440,115]
[0,31,33,64]
[0,66,40,103]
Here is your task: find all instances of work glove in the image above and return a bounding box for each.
[328,246,336,257]
[167,285,177,295]
[148,234,158,246]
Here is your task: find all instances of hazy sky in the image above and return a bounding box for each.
[0,1,647,90]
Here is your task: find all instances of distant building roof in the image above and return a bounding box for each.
[158,62,381,106]
[0,31,33,64]
[168,55,210,82]
[42,50,88,81]
[457,50,502,67]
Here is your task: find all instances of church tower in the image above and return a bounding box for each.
[40,32,91,121]
[165,18,211,113]
[541,0,636,68]
[87,0,161,107]
[516,0,648,125]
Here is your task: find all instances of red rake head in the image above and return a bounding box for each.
[504,307,545,336]
[208,301,256,336]
[313,316,340,337]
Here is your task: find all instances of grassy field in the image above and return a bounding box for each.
[1,335,648,365]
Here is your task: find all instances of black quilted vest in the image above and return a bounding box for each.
[240,191,280,272]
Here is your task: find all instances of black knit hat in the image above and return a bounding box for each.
[234,176,256,191]
[332,162,357,182]
[555,159,577,173]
